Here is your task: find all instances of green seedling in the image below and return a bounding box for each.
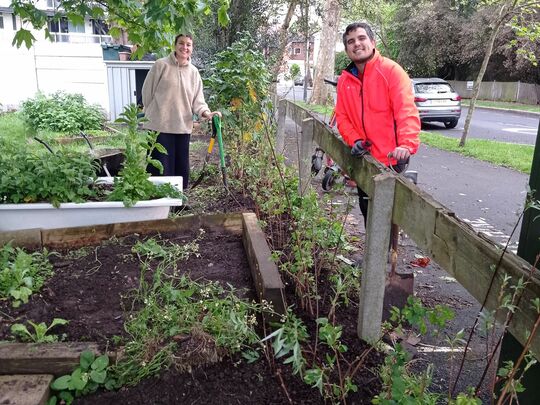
[11,318,68,343]
[48,350,113,405]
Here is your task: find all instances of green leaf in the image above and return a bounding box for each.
[91,354,109,371]
[80,350,95,370]
[49,318,69,330]
[10,323,31,339]
[69,368,87,391]
[90,369,107,384]
[217,5,230,26]
[50,375,71,391]
[12,29,36,49]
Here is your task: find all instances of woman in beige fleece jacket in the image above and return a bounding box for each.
[142,33,221,190]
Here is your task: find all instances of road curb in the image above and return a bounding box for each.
[465,104,540,119]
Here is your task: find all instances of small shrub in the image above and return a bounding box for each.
[21,92,105,133]
[0,146,99,207]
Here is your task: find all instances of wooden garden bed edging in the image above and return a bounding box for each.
[0,374,54,405]
[277,99,540,358]
[0,212,286,376]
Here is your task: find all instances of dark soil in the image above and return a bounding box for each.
[0,229,253,344]
[1,133,386,404]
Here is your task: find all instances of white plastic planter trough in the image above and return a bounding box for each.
[0,177,183,232]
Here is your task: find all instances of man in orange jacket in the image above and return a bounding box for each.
[335,22,420,225]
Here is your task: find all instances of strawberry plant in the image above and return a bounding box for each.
[47,350,113,405]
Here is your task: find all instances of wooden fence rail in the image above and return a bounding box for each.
[277,99,540,358]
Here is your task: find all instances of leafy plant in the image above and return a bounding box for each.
[0,243,53,307]
[106,103,183,207]
[20,91,105,133]
[11,318,68,343]
[48,350,113,405]
[0,144,99,207]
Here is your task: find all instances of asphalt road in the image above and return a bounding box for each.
[277,84,540,145]
[424,107,539,145]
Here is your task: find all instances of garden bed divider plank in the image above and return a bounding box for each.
[0,228,42,250]
[0,342,112,376]
[0,374,54,405]
[41,214,243,248]
[242,213,286,317]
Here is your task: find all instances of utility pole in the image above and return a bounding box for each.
[496,120,540,402]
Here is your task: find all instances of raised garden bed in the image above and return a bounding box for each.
[0,177,183,232]
[0,212,384,404]
[0,213,296,402]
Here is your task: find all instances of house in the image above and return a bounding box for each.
[0,0,152,120]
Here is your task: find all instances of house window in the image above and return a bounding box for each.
[0,13,4,29]
[294,48,301,55]
[12,14,17,30]
[48,17,68,33]
[47,0,60,8]
[91,19,109,35]
[68,21,85,34]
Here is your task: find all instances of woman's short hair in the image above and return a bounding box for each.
[175,33,193,45]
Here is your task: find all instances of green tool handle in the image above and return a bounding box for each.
[213,115,226,169]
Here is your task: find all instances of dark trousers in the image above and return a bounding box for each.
[357,162,407,227]
[147,132,191,190]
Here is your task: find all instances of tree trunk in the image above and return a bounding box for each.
[303,32,310,101]
[310,0,341,105]
[270,0,297,95]
[459,1,513,147]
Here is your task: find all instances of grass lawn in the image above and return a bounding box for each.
[420,131,533,174]
[462,99,540,114]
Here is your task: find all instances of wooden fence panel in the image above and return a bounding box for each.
[281,99,540,358]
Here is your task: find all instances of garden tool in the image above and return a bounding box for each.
[190,120,218,190]
[213,115,228,188]
[382,152,415,319]
[383,224,414,320]
[80,131,112,177]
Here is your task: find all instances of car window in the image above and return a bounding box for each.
[414,83,453,94]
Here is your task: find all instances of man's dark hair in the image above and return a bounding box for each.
[342,22,375,47]
[174,33,193,45]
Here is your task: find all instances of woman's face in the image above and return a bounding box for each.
[175,36,193,64]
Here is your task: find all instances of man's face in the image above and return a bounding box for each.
[175,36,193,61]
[344,27,375,65]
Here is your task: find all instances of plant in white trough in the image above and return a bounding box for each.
[0,104,183,231]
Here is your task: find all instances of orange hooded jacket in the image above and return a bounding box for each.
[335,49,420,166]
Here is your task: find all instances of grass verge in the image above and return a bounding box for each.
[462,99,540,114]
[420,131,533,174]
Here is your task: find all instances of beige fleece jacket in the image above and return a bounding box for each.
[142,52,210,134]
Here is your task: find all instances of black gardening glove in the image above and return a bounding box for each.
[351,140,371,157]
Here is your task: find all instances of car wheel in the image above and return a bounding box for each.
[444,119,458,129]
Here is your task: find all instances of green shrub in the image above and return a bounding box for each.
[334,51,350,76]
[21,92,105,134]
[0,146,98,207]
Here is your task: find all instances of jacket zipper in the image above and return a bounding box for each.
[359,68,368,142]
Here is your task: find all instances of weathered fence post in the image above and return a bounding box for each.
[299,117,314,195]
[275,100,287,154]
[357,172,395,343]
